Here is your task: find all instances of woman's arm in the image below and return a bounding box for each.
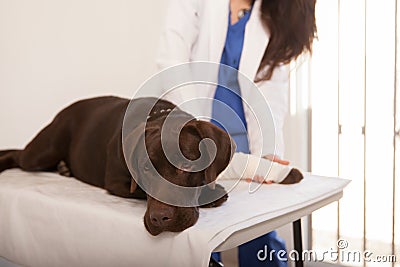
[156,0,200,70]
[246,64,291,158]
[217,152,292,184]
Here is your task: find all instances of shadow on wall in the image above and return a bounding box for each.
[0,257,20,267]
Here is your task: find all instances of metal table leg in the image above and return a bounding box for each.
[209,256,224,267]
[293,219,304,267]
[209,219,304,267]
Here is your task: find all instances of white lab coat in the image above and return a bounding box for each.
[156,0,289,157]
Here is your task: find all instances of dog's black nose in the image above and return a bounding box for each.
[149,209,173,227]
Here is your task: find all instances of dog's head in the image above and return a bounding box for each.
[128,119,235,236]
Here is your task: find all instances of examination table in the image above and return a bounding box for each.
[0,169,349,267]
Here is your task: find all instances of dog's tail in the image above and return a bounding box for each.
[0,149,21,173]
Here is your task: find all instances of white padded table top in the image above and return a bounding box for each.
[0,170,349,267]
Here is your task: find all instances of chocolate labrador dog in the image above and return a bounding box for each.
[0,96,302,235]
[0,96,235,236]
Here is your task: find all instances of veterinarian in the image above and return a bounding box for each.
[156,0,317,266]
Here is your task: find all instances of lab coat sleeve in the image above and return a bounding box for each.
[156,0,200,70]
[247,64,290,158]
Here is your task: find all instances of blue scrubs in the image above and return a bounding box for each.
[211,8,288,267]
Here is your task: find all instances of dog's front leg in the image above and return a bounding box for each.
[199,184,228,208]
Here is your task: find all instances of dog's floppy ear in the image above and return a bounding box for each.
[130,179,137,193]
[123,122,146,193]
[188,120,236,187]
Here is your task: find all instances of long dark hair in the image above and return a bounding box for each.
[256,0,317,81]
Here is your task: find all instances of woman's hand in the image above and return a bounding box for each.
[244,155,290,184]
[245,176,274,184]
[262,154,290,166]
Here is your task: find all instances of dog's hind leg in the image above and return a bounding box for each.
[0,150,21,172]
[15,118,69,173]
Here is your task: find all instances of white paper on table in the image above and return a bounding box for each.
[0,169,350,267]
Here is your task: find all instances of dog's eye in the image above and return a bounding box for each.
[175,161,193,174]
[144,163,150,172]
[181,163,191,171]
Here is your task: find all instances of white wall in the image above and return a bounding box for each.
[0,0,168,149]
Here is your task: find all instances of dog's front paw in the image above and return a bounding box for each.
[199,184,228,208]
[279,168,303,184]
